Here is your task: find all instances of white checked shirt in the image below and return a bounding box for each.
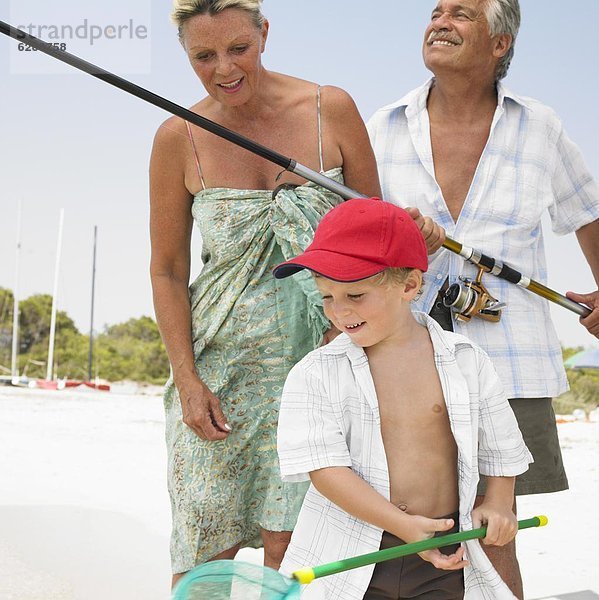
[367,79,599,399]
[278,313,532,600]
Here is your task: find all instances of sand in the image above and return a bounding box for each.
[0,386,597,599]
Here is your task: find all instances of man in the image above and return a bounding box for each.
[367,0,599,597]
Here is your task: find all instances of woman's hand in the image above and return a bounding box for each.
[177,375,232,441]
[401,515,468,570]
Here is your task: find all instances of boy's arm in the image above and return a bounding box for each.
[471,476,517,547]
[277,362,353,482]
[310,466,468,570]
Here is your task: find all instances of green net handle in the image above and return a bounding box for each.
[293,515,548,584]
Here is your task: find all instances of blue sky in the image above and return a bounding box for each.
[1,0,598,348]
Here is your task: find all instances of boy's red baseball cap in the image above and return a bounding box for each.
[273,197,428,281]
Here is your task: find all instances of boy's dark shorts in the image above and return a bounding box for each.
[363,513,464,600]
[429,296,569,497]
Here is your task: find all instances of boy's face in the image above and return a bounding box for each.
[315,275,413,348]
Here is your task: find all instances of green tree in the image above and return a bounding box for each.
[555,346,599,415]
[95,316,169,384]
[18,294,79,353]
[15,294,86,379]
[0,287,15,370]
[0,290,169,384]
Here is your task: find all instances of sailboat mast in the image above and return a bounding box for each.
[46,208,64,382]
[11,200,22,381]
[87,225,97,382]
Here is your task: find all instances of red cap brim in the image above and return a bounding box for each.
[273,249,388,282]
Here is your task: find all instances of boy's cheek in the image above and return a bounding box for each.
[323,307,338,328]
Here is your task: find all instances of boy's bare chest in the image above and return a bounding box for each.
[370,357,450,433]
[366,338,459,513]
[376,371,449,434]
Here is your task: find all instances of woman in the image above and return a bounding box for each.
[149,0,381,584]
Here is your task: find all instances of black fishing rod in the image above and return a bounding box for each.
[0,20,591,319]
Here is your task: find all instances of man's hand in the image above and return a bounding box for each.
[566,289,599,338]
[405,206,446,254]
[177,375,232,441]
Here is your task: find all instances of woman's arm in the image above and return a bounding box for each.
[149,118,230,441]
[321,86,382,198]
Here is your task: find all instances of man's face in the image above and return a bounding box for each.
[422,0,501,78]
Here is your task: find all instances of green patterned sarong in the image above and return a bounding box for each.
[164,168,344,573]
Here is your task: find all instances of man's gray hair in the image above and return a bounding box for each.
[483,0,520,80]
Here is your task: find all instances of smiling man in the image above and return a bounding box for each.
[368,0,599,598]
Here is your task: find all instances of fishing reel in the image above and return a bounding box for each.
[442,266,506,323]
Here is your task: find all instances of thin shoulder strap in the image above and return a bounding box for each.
[184,120,207,191]
[317,85,325,174]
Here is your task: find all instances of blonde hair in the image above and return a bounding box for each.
[370,267,413,287]
[370,267,425,300]
[313,267,423,293]
[171,0,265,40]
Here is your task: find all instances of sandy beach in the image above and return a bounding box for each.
[0,386,597,600]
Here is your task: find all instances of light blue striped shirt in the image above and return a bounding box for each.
[367,79,599,398]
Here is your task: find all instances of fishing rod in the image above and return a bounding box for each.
[0,21,591,320]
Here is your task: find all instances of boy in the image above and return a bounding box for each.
[273,198,533,600]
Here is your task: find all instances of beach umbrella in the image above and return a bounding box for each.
[564,348,599,369]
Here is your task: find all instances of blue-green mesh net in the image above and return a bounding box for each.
[172,560,301,600]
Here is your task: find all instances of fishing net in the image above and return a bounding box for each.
[172,560,301,600]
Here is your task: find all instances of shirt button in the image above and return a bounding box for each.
[436,274,443,280]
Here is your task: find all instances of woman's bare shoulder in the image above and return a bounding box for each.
[319,85,358,114]
[153,96,214,145]
[269,71,320,101]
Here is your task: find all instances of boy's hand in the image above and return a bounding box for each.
[401,515,468,571]
[471,502,518,546]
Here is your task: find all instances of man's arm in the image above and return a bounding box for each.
[576,218,599,283]
[566,219,599,338]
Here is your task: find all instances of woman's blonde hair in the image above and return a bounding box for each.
[171,0,265,40]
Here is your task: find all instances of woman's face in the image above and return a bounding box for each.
[182,8,268,107]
